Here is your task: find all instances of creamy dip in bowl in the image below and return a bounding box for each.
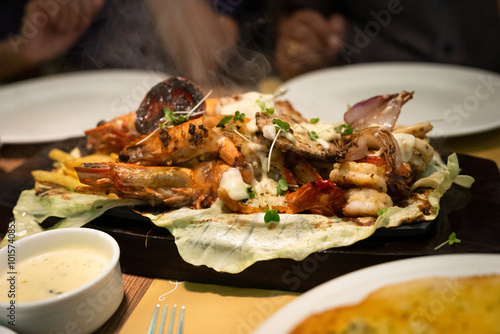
[0,228,124,334]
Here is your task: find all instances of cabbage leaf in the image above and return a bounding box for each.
[3,154,473,273]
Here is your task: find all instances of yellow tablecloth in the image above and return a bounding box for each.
[120,279,298,333]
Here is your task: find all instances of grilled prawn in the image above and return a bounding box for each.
[75,160,234,208]
[118,115,246,167]
[85,77,207,154]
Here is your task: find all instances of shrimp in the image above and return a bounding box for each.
[75,160,231,208]
[118,115,246,167]
[342,188,393,217]
[330,160,387,192]
[84,111,139,154]
[84,77,210,154]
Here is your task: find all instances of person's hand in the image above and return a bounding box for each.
[16,0,104,67]
[275,10,346,80]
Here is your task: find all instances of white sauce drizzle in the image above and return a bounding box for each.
[300,121,342,141]
[393,133,416,162]
[262,124,277,140]
[220,168,251,201]
[219,92,275,134]
[317,138,330,149]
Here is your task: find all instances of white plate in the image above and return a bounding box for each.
[280,63,500,138]
[0,70,169,144]
[0,326,17,334]
[254,253,500,334]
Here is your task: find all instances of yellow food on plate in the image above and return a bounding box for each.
[291,275,500,334]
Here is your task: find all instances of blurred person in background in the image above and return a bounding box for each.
[274,0,500,80]
[0,0,272,90]
[4,0,497,89]
[0,0,104,82]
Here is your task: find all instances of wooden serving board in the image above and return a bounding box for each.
[1,138,499,292]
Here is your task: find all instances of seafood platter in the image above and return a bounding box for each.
[2,76,500,292]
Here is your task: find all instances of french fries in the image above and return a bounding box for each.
[31,170,85,190]
[32,148,117,190]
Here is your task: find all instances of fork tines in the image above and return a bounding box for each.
[148,304,185,334]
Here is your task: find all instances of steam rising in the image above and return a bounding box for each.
[74,0,272,94]
[147,0,271,91]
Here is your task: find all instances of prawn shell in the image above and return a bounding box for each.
[75,162,193,189]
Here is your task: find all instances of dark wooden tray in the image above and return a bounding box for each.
[1,138,499,292]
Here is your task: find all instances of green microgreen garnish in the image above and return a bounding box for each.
[216,112,253,144]
[159,108,188,129]
[377,208,387,216]
[434,232,462,250]
[308,130,319,141]
[263,209,280,223]
[277,179,288,195]
[272,119,290,132]
[154,90,212,131]
[217,115,233,127]
[234,111,245,122]
[256,99,274,115]
[334,124,354,136]
[246,186,256,199]
[217,111,246,128]
[264,107,274,115]
[267,119,292,172]
[310,118,319,124]
[256,99,265,110]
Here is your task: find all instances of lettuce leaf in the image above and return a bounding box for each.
[0,189,144,247]
[2,154,473,273]
[145,153,473,273]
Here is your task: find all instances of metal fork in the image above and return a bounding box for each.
[147,304,185,334]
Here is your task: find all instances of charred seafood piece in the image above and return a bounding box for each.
[255,101,339,162]
[135,77,206,134]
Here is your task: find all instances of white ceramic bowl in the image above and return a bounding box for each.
[0,228,124,334]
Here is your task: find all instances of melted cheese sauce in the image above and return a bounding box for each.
[0,245,109,303]
[299,121,342,141]
[220,168,251,201]
[393,133,416,162]
[218,92,275,134]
